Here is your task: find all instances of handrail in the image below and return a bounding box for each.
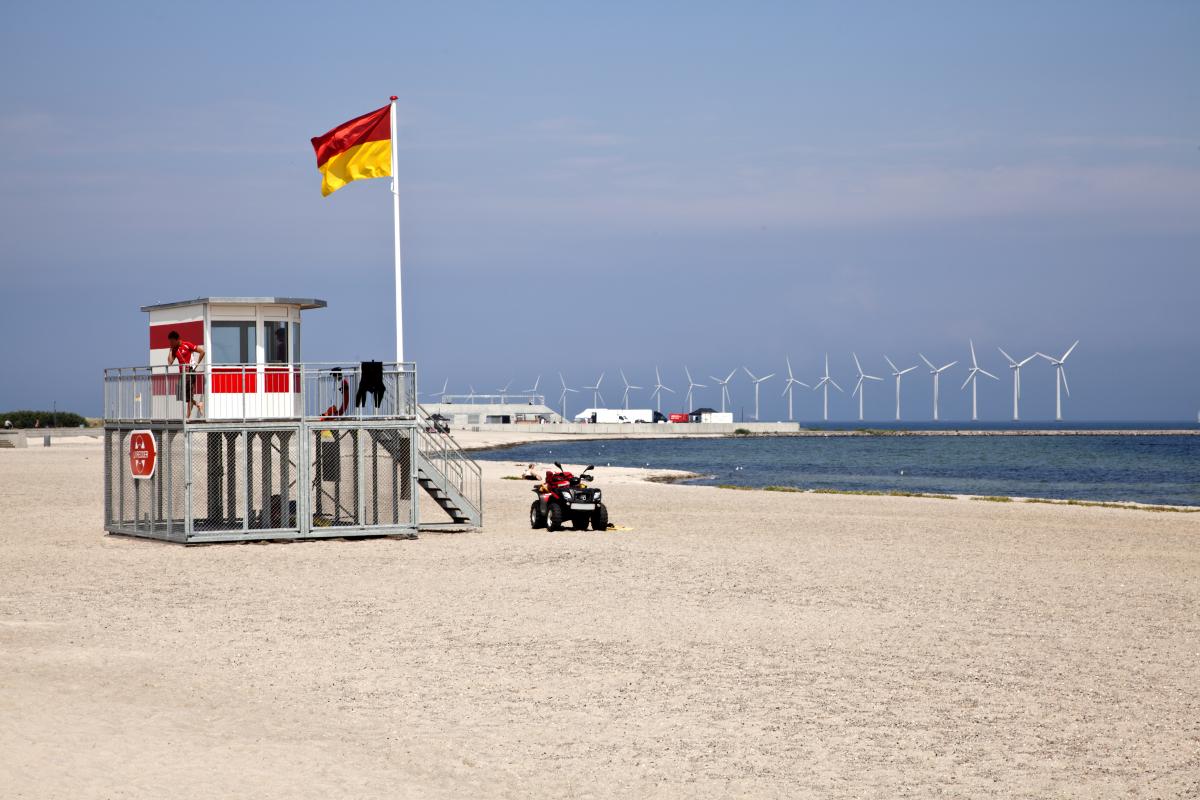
[416,404,482,523]
[435,394,547,406]
[103,362,417,423]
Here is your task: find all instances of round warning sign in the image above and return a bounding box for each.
[129,430,157,480]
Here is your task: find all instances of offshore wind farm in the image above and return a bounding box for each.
[425,337,1118,425]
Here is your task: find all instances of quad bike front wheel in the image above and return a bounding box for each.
[530,501,546,529]
[546,502,565,532]
[591,503,609,531]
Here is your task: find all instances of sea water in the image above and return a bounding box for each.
[475,430,1200,507]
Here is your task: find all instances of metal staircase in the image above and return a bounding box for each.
[414,406,483,527]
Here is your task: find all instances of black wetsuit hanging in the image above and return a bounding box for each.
[355,361,386,408]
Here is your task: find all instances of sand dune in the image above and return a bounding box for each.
[1,437,1198,798]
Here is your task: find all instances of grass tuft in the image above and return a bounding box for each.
[1023,498,1199,513]
[763,485,802,493]
[810,488,955,500]
[972,495,1014,503]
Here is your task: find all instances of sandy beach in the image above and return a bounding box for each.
[2,432,1198,798]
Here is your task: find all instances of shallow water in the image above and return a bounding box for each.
[476,434,1200,506]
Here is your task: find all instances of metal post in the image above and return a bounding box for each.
[118,430,126,530]
[355,428,364,526]
[155,429,164,532]
[241,431,250,533]
[226,431,237,529]
[409,428,419,529]
[261,431,272,528]
[165,429,174,540]
[103,428,112,529]
[391,445,399,525]
[184,428,193,541]
[371,435,379,525]
[297,419,310,537]
[281,431,291,528]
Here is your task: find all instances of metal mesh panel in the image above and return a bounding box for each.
[105,428,119,529]
[363,427,413,528]
[164,429,187,539]
[247,429,300,531]
[310,428,361,528]
[103,427,179,539]
[189,430,247,534]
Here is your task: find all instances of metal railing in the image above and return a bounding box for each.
[103,362,417,423]
[435,394,546,406]
[416,405,482,524]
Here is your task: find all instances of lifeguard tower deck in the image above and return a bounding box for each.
[102,297,481,543]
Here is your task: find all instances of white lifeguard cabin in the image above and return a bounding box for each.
[102,296,481,543]
[143,296,321,420]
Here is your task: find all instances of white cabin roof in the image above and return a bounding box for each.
[140,297,327,312]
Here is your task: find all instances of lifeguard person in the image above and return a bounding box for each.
[166,330,206,419]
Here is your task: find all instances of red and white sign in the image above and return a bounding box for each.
[129,430,157,480]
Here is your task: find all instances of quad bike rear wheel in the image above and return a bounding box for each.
[530,501,546,529]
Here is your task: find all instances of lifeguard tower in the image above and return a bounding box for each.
[103,297,481,543]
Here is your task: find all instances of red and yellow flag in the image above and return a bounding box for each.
[311,104,392,196]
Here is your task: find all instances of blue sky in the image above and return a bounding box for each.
[1,1,1197,421]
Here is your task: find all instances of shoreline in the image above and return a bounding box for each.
[457,424,1200,439]
[456,428,1200,512]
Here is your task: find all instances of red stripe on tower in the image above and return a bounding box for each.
[149,320,204,349]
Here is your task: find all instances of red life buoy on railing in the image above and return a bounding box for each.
[320,371,350,420]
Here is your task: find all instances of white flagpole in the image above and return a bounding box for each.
[389,95,404,363]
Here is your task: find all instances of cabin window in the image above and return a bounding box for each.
[264,321,290,364]
[211,321,256,364]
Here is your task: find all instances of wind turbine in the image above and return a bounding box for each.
[523,375,541,401]
[997,347,1038,421]
[466,384,477,403]
[619,369,642,410]
[812,354,843,421]
[709,369,737,413]
[650,366,674,413]
[583,371,605,408]
[780,357,809,421]
[497,378,513,403]
[557,372,578,420]
[421,378,449,401]
[919,354,958,421]
[683,367,706,412]
[742,367,775,421]
[850,353,882,422]
[1036,341,1079,421]
[883,356,917,421]
[959,340,999,422]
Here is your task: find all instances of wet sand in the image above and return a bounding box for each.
[1,436,1198,798]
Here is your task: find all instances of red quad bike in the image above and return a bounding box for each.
[530,462,609,532]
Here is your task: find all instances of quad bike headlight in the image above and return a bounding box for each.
[594,490,601,500]
[560,490,572,500]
